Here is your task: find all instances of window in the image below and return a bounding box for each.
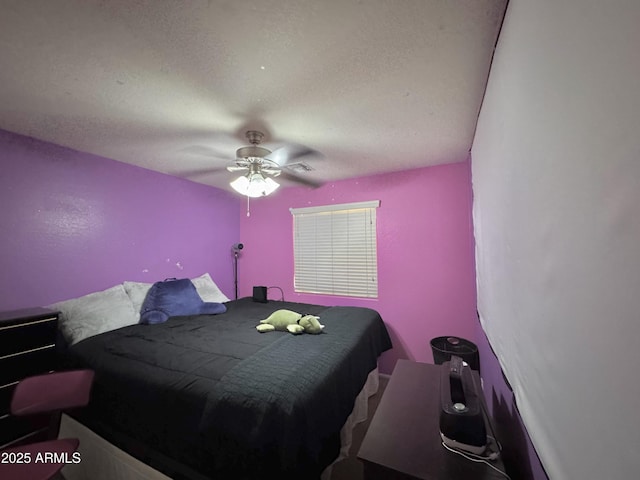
[291,200,379,298]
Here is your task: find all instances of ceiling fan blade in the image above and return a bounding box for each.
[261,167,282,176]
[173,166,230,177]
[180,145,231,158]
[227,165,250,172]
[266,144,322,165]
[278,170,323,188]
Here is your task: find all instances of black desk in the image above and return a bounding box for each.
[357,359,507,480]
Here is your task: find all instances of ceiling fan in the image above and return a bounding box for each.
[221,130,322,198]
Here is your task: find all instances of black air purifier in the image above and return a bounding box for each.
[252,286,268,303]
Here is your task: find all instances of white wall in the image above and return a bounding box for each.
[472,1,640,479]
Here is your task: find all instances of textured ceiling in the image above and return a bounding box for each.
[0,0,507,192]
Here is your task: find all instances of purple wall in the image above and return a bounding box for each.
[238,160,478,374]
[0,129,240,310]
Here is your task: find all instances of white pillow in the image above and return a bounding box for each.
[123,280,152,317]
[50,284,138,346]
[190,273,231,303]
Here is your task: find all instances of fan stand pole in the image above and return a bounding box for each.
[233,250,239,300]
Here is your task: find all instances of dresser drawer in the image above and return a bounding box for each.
[0,316,57,358]
[0,307,59,449]
[0,346,56,387]
[0,381,18,415]
[0,412,50,449]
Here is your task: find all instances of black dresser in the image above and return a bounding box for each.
[0,307,59,449]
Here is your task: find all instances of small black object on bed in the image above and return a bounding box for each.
[252,285,268,303]
[61,297,392,480]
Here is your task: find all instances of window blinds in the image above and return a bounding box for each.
[291,201,379,298]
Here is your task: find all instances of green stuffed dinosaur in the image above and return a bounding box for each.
[256,309,324,335]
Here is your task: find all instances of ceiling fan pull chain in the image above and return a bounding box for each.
[246,195,251,217]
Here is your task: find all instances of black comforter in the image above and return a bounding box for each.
[64,298,392,479]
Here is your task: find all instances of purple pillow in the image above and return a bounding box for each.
[140,278,226,325]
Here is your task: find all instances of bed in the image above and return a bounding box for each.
[57,294,392,480]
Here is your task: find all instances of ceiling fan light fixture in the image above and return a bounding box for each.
[230,172,279,198]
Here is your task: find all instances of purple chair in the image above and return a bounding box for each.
[0,369,95,480]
